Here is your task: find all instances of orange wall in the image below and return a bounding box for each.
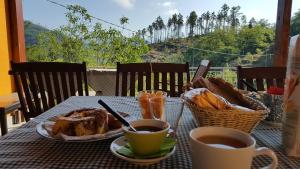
[0,0,13,95]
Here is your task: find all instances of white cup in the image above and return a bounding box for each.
[189,127,278,169]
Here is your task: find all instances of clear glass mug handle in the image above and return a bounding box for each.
[254,147,278,169]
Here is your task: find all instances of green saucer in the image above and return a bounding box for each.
[117,137,176,159]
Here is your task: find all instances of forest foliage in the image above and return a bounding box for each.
[26,5,149,66]
[25,4,300,67]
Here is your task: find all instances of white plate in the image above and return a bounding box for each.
[36,121,123,142]
[110,136,175,166]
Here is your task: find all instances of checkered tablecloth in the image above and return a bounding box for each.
[0,96,299,169]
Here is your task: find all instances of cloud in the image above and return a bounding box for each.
[157,1,178,16]
[112,0,136,9]
[165,9,179,16]
[158,1,173,7]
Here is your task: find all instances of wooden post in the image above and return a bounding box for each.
[274,0,292,66]
[8,0,26,62]
[0,0,25,95]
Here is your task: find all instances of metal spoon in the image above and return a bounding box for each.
[98,99,137,132]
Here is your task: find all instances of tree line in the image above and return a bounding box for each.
[136,4,273,43]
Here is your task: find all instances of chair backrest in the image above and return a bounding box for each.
[116,62,190,97]
[237,66,286,91]
[9,61,89,121]
[192,60,211,82]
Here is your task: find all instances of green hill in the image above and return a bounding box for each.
[24,20,49,47]
[144,27,275,68]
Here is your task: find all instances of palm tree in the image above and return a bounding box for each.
[196,17,203,35]
[203,11,210,34]
[177,13,184,38]
[141,28,146,40]
[155,16,165,42]
[216,12,223,29]
[210,12,216,32]
[187,11,197,37]
[136,30,142,38]
[221,4,230,29]
[171,14,178,38]
[147,25,153,43]
[248,17,256,28]
[158,16,165,41]
[241,15,247,26]
[120,16,129,34]
[229,6,241,29]
[167,18,172,39]
[152,22,159,42]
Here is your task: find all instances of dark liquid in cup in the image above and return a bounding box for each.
[197,135,247,149]
[131,126,163,133]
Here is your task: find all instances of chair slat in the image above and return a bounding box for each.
[52,72,62,103]
[82,63,89,96]
[245,78,255,91]
[178,73,183,95]
[44,72,55,108]
[121,72,128,96]
[27,72,42,114]
[129,72,135,96]
[76,72,83,96]
[36,72,49,111]
[60,72,69,100]
[115,69,120,96]
[13,74,29,121]
[146,72,151,90]
[276,78,284,88]
[256,78,264,91]
[154,72,159,90]
[239,80,245,90]
[137,72,143,91]
[170,72,175,97]
[68,72,75,96]
[266,79,274,89]
[19,72,36,115]
[162,72,167,92]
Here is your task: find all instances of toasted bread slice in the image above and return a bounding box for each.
[192,77,252,108]
[208,78,252,108]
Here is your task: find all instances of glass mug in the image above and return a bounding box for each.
[138,90,167,121]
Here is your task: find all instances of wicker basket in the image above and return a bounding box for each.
[184,96,269,133]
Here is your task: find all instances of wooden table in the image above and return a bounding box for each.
[0,93,20,135]
[0,96,299,169]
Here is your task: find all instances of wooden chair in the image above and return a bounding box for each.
[116,62,190,97]
[237,66,286,91]
[192,60,211,83]
[9,61,89,121]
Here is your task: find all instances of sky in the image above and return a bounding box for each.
[23,0,300,32]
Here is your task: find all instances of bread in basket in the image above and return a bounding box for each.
[183,77,269,133]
